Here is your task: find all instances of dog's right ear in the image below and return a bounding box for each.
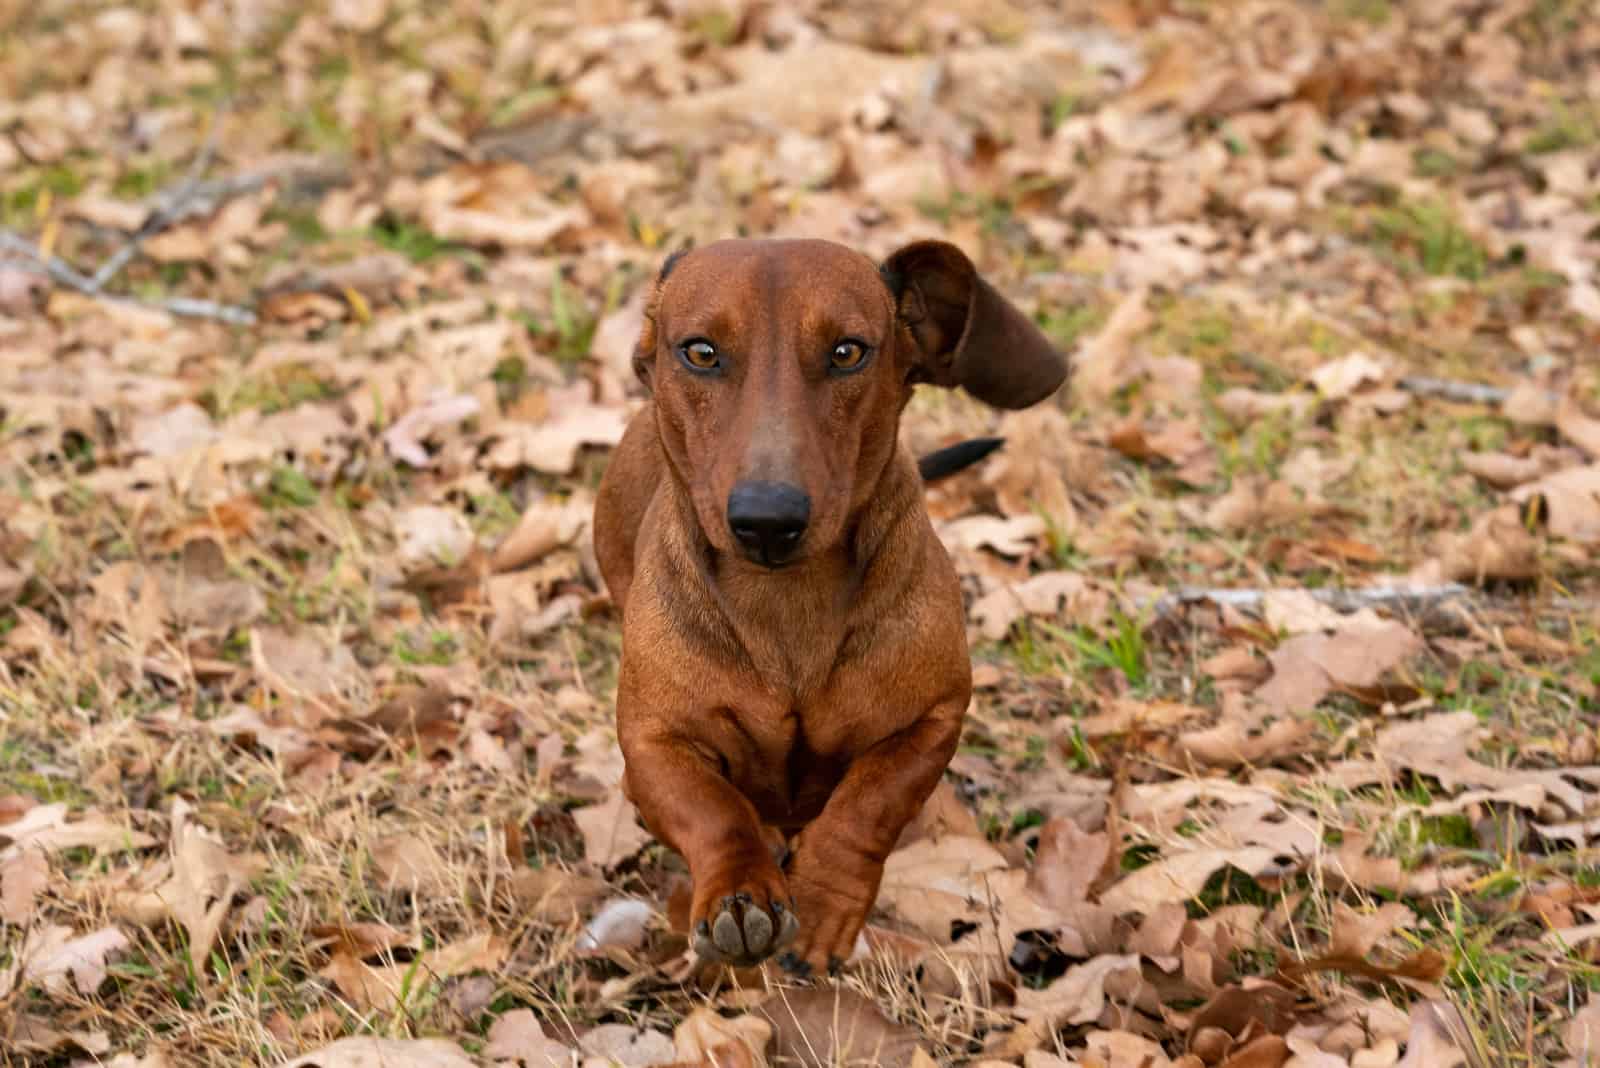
[631,249,688,392]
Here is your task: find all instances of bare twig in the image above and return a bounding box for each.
[0,229,256,326]
[87,114,226,292]
[1147,583,1475,620]
[1146,584,1598,635]
[1399,376,1510,406]
[1398,375,1564,409]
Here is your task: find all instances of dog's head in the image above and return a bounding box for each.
[633,238,1065,568]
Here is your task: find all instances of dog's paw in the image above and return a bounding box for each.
[779,840,879,977]
[691,867,799,967]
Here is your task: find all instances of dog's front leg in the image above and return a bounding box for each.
[620,724,799,966]
[778,697,965,976]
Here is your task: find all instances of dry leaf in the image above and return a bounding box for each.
[673,1007,772,1068]
[572,789,652,871]
[282,1037,477,1068]
[579,1024,677,1065]
[369,834,456,896]
[485,1009,576,1066]
[1393,1002,1466,1068]
[1014,955,1141,1027]
[758,988,918,1068]
[395,506,476,573]
[939,514,1047,557]
[1076,290,1151,401]
[485,404,630,474]
[0,848,49,924]
[491,495,592,574]
[1309,352,1386,400]
[115,803,266,977]
[0,803,157,859]
[1512,464,1600,545]
[970,571,1107,641]
[12,924,130,998]
[1432,504,1540,583]
[381,393,480,467]
[1100,848,1284,913]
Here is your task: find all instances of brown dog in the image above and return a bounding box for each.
[593,238,1067,975]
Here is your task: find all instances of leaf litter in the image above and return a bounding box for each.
[2,0,1599,1065]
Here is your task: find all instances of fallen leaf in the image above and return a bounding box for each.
[320,932,508,1013]
[251,627,365,703]
[1251,615,1421,717]
[1512,464,1600,545]
[0,848,49,924]
[484,403,630,475]
[758,987,918,1068]
[939,514,1047,557]
[1076,290,1152,401]
[579,1023,677,1065]
[369,834,456,896]
[491,495,592,574]
[1100,848,1284,913]
[1557,395,1600,458]
[281,1037,477,1068]
[485,1009,576,1067]
[0,803,157,859]
[381,392,481,467]
[1565,1000,1600,1064]
[1310,352,1386,400]
[114,803,266,978]
[1461,451,1550,489]
[673,1007,772,1068]
[572,789,651,871]
[1281,948,1446,989]
[969,571,1107,640]
[15,924,130,997]
[1014,955,1141,1027]
[395,506,476,573]
[1432,504,1540,584]
[1394,1002,1466,1068]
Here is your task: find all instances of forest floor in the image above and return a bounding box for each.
[2,1,1599,1065]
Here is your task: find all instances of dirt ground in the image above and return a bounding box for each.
[1,0,1599,1065]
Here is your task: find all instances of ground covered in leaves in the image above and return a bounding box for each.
[2,0,1599,1065]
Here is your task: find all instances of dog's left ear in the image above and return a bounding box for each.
[883,240,1067,409]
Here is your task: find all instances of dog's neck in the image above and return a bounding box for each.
[662,445,925,701]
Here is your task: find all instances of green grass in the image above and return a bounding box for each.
[1525,103,1599,154]
[370,215,457,263]
[1041,612,1150,689]
[1369,199,1489,280]
[262,466,319,509]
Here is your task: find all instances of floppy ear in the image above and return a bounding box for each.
[631,249,690,392]
[883,240,1067,409]
[631,303,657,392]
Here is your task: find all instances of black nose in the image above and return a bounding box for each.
[726,481,811,566]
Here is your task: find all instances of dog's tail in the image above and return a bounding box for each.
[917,437,1004,483]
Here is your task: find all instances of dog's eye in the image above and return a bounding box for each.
[678,338,721,373]
[829,339,869,373]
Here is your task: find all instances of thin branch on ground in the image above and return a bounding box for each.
[1147,583,1475,619]
[0,229,257,326]
[1395,376,1559,407]
[87,111,227,292]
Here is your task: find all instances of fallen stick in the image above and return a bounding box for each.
[1147,583,1475,621]
[1146,584,1597,635]
[0,229,256,326]
[1398,376,1511,406]
[87,113,225,292]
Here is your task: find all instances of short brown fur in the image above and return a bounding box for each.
[593,237,1066,973]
